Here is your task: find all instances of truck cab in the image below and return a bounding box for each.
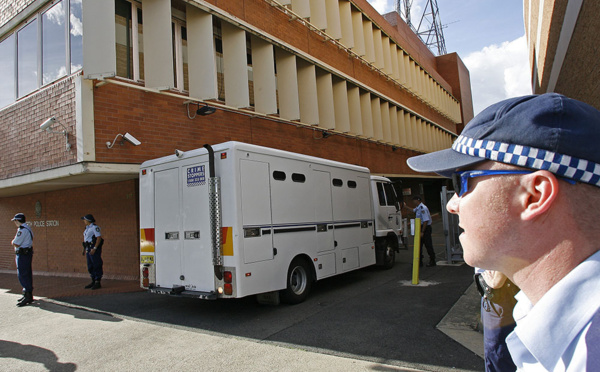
[370,176,404,268]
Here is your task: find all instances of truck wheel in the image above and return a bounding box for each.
[281,258,312,304]
[382,239,396,269]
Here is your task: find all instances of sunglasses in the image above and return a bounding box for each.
[451,170,576,197]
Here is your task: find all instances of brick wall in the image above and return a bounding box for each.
[93,83,417,176]
[0,180,139,279]
[0,74,78,181]
[0,0,36,29]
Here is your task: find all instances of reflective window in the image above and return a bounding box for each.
[115,0,133,79]
[70,0,83,72]
[137,7,144,80]
[376,183,386,206]
[17,19,38,98]
[43,0,67,85]
[0,35,16,108]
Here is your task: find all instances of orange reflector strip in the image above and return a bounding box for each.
[314,258,318,261]
[224,283,233,295]
[245,273,251,277]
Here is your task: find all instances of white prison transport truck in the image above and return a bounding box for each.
[139,142,403,304]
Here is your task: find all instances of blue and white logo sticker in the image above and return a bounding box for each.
[187,165,206,187]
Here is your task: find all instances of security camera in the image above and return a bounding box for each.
[123,133,141,146]
[40,117,56,131]
[175,149,184,158]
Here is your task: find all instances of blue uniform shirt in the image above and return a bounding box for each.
[413,203,432,226]
[84,223,102,243]
[12,223,33,251]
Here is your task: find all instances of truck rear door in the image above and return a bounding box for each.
[154,162,215,293]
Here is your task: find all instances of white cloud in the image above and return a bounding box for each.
[463,35,532,115]
[368,0,393,14]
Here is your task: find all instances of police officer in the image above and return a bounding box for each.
[81,214,103,289]
[404,196,436,266]
[11,213,34,306]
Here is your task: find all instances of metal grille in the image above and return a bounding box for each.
[208,177,223,266]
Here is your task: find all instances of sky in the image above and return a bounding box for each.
[367,0,532,116]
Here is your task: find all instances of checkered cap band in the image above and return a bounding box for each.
[452,134,600,187]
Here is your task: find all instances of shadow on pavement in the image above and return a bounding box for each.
[0,340,77,372]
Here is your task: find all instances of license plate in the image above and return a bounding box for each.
[140,255,154,264]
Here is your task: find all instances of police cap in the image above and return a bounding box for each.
[81,214,95,223]
[11,213,26,222]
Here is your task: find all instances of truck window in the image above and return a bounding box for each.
[347,180,357,188]
[273,171,286,181]
[292,173,306,183]
[383,183,397,207]
[376,183,386,206]
[332,178,343,187]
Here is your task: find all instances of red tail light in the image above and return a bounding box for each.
[224,271,232,283]
[224,283,233,295]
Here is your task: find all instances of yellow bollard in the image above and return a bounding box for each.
[412,218,421,285]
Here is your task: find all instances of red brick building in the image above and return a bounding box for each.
[0,0,472,279]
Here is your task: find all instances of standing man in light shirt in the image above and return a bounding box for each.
[11,213,34,307]
[406,93,600,371]
[404,196,436,267]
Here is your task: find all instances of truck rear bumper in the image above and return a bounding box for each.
[149,286,218,300]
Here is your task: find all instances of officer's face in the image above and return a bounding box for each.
[446,162,523,271]
[84,220,91,226]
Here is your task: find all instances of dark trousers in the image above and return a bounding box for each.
[481,289,517,372]
[419,225,435,262]
[86,248,103,281]
[16,252,33,293]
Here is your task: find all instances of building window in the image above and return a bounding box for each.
[0,35,16,108]
[115,0,143,81]
[172,19,188,91]
[0,0,83,109]
[17,19,38,98]
[70,0,83,72]
[42,0,68,86]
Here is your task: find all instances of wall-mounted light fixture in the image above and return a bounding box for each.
[40,117,71,150]
[106,133,142,148]
[184,100,216,119]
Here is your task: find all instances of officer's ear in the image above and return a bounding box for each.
[519,170,559,221]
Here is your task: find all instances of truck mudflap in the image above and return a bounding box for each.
[148,286,218,300]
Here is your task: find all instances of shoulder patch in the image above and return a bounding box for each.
[17,231,22,237]
[95,227,100,232]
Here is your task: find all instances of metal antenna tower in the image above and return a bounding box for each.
[396,0,415,32]
[397,0,447,56]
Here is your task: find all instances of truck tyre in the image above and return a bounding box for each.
[281,258,312,304]
[382,239,396,269]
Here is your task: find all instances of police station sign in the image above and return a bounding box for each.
[32,220,60,227]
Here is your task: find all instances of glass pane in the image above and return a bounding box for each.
[42,0,67,85]
[182,26,188,91]
[384,183,397,206]
[376,183,386,206]
[137,7,144,80]
[0,34,16,108]
[70,0,83,72]
[18,19,38,98]
[115,0,132,79]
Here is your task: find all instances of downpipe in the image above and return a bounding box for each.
[204,144,223,280]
